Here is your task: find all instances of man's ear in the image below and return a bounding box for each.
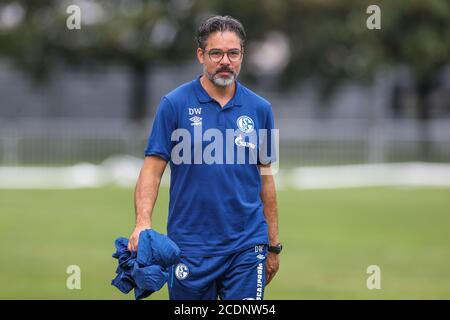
[197,48,205,64]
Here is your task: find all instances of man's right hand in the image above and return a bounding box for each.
[127,226,151,252]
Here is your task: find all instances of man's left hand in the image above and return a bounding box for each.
[265,252,280,286]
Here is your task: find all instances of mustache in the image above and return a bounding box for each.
[215,67,235,75]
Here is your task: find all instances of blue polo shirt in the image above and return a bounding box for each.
[145,76,276,256]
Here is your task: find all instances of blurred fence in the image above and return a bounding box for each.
[1,60,450,167]
[1,117,450,167]
[0,118,146,166]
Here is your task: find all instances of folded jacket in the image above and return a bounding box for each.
[111,229,181,300]
[136,228,181,268]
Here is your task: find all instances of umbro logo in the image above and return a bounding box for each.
[189,116,202,126]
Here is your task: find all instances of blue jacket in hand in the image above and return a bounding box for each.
[111,229,181,299]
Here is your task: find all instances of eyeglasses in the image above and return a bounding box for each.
[204,49,243,63]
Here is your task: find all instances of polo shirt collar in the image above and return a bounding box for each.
[194,75,243,107]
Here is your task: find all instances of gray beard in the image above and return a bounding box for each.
[213,76,234,87]
[205,68,238,87]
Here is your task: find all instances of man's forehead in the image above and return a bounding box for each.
[206,31,241,49]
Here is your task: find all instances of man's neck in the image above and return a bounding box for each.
[200,75,235,107]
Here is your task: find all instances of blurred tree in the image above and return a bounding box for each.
[1,0,449,160]
[0,0,197,121]
[211,0,450,160]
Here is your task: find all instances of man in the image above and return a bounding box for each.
[128,15,281,300]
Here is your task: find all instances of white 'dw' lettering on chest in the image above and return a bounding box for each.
[188,107,202,126]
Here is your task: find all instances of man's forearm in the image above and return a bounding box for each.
[128,156,167,251]
[133,156,167,228]
[134,173,160,228]
[260,173,279,245]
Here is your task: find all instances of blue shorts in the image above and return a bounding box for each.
[168,245,268,300]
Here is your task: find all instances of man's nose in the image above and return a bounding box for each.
[220,53,231,65]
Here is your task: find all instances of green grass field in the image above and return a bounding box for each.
[1,186,449,299]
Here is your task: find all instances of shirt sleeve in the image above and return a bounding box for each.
[258,104,278,165]
[144,97,177,161]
